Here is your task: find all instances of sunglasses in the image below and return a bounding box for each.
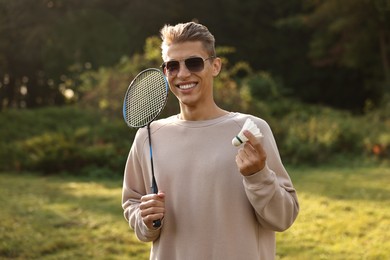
[161,56,215,76]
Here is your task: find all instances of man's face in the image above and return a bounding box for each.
[163,41,220,109]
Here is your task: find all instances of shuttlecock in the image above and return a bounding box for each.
[232,118,263,146]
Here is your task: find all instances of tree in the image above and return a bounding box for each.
[1,0,388,111]
[299,0,390,108]
[0,0,56,109]
[0,0,131,109]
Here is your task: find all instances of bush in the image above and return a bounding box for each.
[277,112,361,164]
[245,71,286,101]
[0,100,388,176]
[361,102,390,159]
[19,131,117,174]
[269,101,390,164]
[0,106,136,176]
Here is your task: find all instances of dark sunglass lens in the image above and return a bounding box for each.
[185,57,204,72]
[166,61,180,72]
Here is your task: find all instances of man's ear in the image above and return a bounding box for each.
[212,57,222,77]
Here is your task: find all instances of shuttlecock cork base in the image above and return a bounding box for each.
[232,118,263,146]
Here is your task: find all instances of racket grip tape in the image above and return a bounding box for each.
[151,181,161,228]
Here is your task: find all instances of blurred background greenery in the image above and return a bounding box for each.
[1,0,390,111]
[0,0,389,176]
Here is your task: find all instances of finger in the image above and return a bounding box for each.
[139,193,165,229]
[237,147,254,164]
[238,132,267,175]
[140,198,164,210]
[140,193,157,202]
[157,191,165,199]
[139,198,165,221]
[243,130,266,154]
[141,193,165,203]
[243,130,260,147]
[143,212,165,229]
[237,147,248,158]
[140,205,165,217]
[236,147,252,165]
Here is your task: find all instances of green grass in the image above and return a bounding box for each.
[1,164,389,259]
[277,164,390,260]
[0,173,150,260]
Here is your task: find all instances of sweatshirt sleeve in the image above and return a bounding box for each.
[243,120,299,232]
[122,130,161,242]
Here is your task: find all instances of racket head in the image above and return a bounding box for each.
[123,68,169,128]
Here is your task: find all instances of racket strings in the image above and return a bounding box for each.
[124,70,168,127]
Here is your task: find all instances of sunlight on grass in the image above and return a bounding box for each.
[1,164,389,259]
[277,165,390,260]
[0,174,150,259]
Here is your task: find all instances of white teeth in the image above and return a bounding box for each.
[178,83,196,90]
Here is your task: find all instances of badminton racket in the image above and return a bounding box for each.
[123,68,169,228]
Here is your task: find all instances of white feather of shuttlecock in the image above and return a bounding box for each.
[232,118,263,146]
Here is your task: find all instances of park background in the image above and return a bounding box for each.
[0,0,389,259]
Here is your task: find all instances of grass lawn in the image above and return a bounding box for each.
[278,164,390,260]
[0,173,150,260]
[0,164,389,259]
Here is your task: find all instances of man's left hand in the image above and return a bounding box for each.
[235,130,267,176]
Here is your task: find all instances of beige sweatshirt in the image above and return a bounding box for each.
[122,112,299,260]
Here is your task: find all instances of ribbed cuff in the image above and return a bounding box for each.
[243,164,276,189]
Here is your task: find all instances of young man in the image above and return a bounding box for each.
[122,22,299,259]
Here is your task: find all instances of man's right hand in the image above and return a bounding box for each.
[139,192,165,229]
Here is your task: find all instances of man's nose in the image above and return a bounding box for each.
[176,61,191,78]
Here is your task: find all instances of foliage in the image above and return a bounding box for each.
[244,71,287,100]
[1,0,389,111]
[285,0,390,109]
[302,0,390,73]
[0,34,389,175]
[0,0,160,109]
[0,106,135,176]
[76,37,261,118]
[264,99,390,165]
[0,98,389,175]
[277,107,364,164]
[75,36,181,118]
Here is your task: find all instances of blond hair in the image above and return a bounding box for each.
[160,22,216,59]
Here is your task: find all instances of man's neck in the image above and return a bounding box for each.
[178,104,227,121]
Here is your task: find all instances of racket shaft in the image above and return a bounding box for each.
[151,171,161,228]
[148,124,161,228]
[150,169,161,228]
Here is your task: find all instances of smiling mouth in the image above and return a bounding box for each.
[177,83,197,90]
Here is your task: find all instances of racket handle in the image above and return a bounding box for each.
[151,179,161,228]
[153,219,161,228]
